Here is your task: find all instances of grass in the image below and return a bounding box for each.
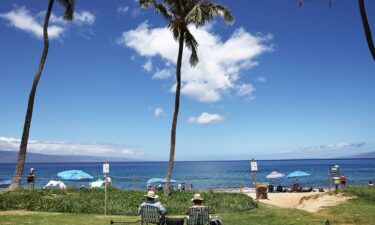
[1,186,375,224]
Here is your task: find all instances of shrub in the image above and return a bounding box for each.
[0,188,255,215]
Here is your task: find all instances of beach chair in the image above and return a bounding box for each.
[140,205,163,225]
[187,206,210,225]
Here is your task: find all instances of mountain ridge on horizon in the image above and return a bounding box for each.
[1,150,374,163]
[0,150,140,163]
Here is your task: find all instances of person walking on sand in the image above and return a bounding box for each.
[27,168,36,189]
[340,175,347,188]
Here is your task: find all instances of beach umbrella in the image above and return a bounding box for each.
[266,171,285,179]
[146,178,178,185]
[286,171,311,178]
[57,170,93,182]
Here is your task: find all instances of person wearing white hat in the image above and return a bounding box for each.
[191,193,204,207]
[27,168,36,189]
[138,190,166,223]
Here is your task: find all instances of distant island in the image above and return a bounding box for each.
[341,151,375,159]
[1,149,374,163]
[0,150,139,163]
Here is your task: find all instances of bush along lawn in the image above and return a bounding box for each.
[0,188,256,215]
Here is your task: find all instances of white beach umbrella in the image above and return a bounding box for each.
[266,171,285,179]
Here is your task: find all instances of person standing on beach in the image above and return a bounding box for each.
[26,168,35,189]
[340,175,347,188]
[333,176,340,191]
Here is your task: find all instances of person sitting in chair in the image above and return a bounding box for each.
[138,191,166,225]
[186,193,221,225]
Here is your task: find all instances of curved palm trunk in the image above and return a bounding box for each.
[8,0,54,190]
[358,0,375,61]
[165,30,185,196]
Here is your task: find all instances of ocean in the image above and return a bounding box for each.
[1,159,374,190]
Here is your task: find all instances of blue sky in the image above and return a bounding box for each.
[0,0,374,161]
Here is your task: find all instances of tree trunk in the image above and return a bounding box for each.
[358,0,375,61]
[165,30,185,196]
[8,0,53,190]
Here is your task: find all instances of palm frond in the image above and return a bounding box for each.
[169,23,180,41]
[185,2,234,27]
[138,0,172,21]
[298,0,304,8]
[58,0,74,20]
[184,28,199,66]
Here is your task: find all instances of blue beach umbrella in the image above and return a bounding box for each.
[147,178,178,186]
[286,171,311,178]
[57,170,94,182]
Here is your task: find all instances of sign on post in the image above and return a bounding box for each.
[330,165,339,176]
[103,162,110,174]
[251,160,258,171]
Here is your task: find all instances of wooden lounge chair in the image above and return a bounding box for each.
[187,206,210,225]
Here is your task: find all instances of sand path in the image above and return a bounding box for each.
[217,188,353,213]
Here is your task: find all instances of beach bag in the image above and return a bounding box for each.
[210,219,222,225]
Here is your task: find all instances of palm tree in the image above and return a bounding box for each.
[8,0,75,190]
[138,0,233,195]
[299,0,374,61]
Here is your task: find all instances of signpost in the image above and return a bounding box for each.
[103,162,109,215]
[251,158,259,206]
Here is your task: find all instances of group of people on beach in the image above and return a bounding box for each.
[147,182,193,193]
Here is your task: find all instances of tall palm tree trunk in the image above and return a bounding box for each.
[165,30,185,196]
[359,0,375,61]
[8,0,54,190]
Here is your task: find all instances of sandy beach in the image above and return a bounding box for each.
[217,187,353,213]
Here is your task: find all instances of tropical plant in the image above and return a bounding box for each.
[8,0,75,190]
[138,0,234,195]
[298,0,374,61]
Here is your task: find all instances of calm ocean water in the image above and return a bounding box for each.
[1,159,374,190]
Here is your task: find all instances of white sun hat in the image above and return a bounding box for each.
[144,191,159,199]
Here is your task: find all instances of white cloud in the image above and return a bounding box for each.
[153,68,173,79]
[118,5,129,14]
[236,83,255,96]
[255,76,267,83]
[154,107,165,117]
[143,58,153,72]
[73,11,95,26]
[187,112,225,125]
[132,9,141,17]
[0,136,140,157]
[118,22,272,103]
[0,6,95,40]
[305,142,365,152]
[0,6,64,39]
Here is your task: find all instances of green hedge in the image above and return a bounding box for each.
[342,185,375,202]
[0,188,255,215]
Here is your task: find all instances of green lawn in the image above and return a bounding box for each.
[1,186,374,225]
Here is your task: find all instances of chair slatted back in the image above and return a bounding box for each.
[188,206,210,225]
[140,205,161,224]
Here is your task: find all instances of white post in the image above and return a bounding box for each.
[103,161,110,215]
[251,158,259,207]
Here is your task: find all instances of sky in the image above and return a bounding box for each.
[0,0,374,161]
